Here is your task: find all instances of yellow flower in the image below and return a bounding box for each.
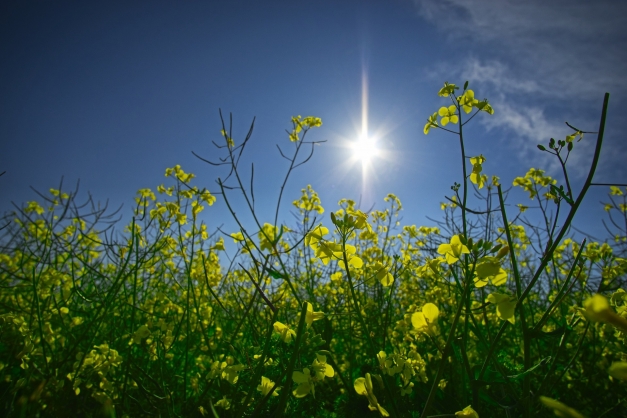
[354,373,389,417]
[305,224,329,249]
[292,368,314,398]
[257,376,279,397]
[214,396,231,410]
[273,321,297,343]
[565,130,583,143]
[438,105,458,126]
[539,396,585,418]
[292,354,335,398]
[411,303,439,334]
[259,223,288,252]
[311,353,334,380]
[424,112,438,134]
[222,363,245,384]
[316,241,363,270]
[304,302,325,328]
[220,129,234,148]
[456,405,479,418]
[231,232,245,243]
[458,89,479,113]
[302,116,322,128]
[130,325,151,345]
[210,237,225,251]
[25,201,45,215]
[608,362,627,380]
[373,261,394,287]
[437,235,470,264]
[584,293,611,321]
[474,257,507,287]
[486,293,517,324]
[423,257,445,275]
[583,294,627,333]
[349,210,371,231]
[469,155,487,189]
[476,99,494,115]
[289,116,322,142]
[400,381,414,396]
[438,82,458,97]
[293,185,324,214]
[610,186,623,196]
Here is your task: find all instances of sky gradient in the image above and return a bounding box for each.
[2,0,626,245]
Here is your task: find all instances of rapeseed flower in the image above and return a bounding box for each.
[438,235,470,264]
[130,325,150,345]
[292,354,335,398]
[439,105,458,126]
[354,373,389,417]
[583,294,627,333]
[424,112,438,134]
[474,256,507,287]
[311,354,334,380]
[456,405,479,418]
[469,155,487,189]
[609,362,627,380]
[273,321,297,343]
[305,224,329,249]
[373,261,394,286]
[458,89,479,113]
[486,293,517,324]
[214,396,231,410]
[292,368,314,398]
[411,303,439,334]
[304,302,325,328]
[438,82,458,97]
[257,376,279,397]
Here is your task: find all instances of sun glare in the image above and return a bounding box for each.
[352,133,378,163]
[351,66,379,165]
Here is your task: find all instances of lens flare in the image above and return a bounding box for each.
[353,133,377,163]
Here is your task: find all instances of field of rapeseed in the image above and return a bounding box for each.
[1,82,626,418]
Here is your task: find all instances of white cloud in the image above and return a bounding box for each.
[414,0,627,100]
[482,98,601,177]
[459,59,541,95]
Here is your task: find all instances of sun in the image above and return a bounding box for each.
[352,133,378,164]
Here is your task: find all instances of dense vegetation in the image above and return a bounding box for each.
[1,82,626,417]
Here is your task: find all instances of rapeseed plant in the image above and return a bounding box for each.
[0,82,624,418]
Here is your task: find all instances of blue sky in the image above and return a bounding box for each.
[1,0,626,246]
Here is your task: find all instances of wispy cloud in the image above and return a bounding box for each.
[414,0,627,99]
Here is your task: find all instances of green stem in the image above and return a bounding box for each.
[496,185,530,416]
[458,108,468,238]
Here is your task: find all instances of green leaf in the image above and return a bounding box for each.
[265,268,285,280]
[550,184,574,205]
[272,225,284,245]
